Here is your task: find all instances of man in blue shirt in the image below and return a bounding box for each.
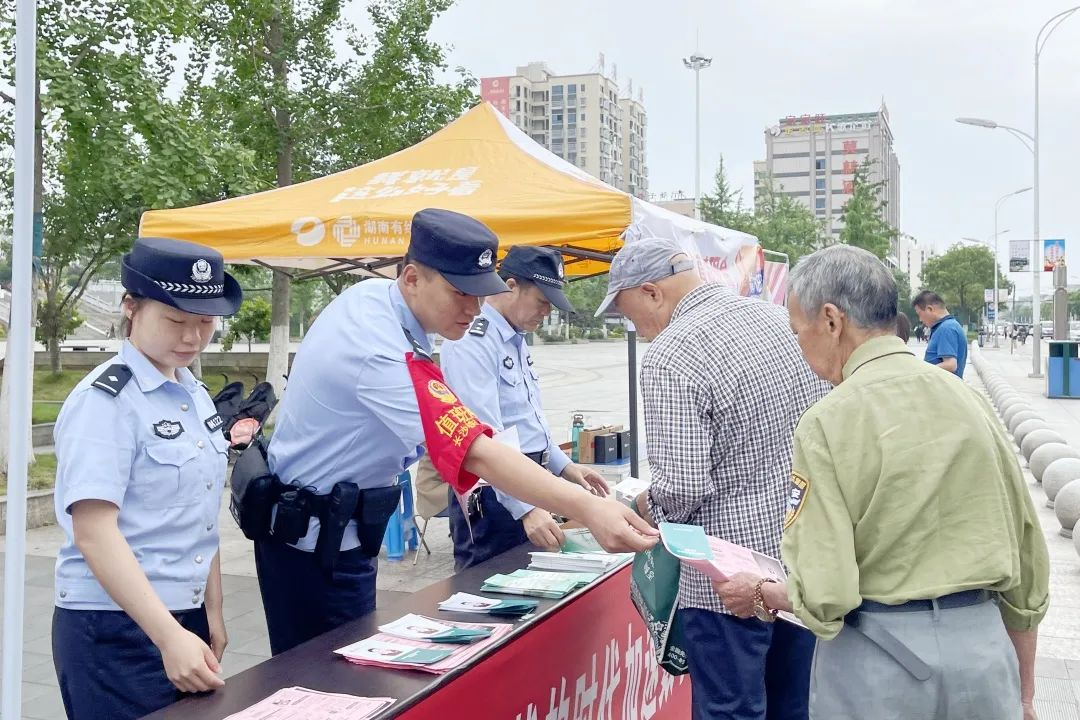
[255,209,656,654]
[913,290,968,377]
[441,246,609,570]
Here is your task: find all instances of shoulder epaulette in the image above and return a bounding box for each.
[91,364,133,397]
[468,317,489,337]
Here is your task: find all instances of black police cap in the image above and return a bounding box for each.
[122,237,242,316]
[407,209,509,297]
[500,246,575,314]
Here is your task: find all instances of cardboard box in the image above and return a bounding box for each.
[593,433,618,463]
[578,424,623,464]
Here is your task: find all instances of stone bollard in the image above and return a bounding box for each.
[1030,443,1080,483]
[1009,413,1043,437]
[1044,458,1080,508]
[1013,419,1050,447]
[1021,429,1066,461]
[1054,479,1080,538]
[1003,405,1035,427]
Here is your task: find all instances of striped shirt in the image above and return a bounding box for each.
[642,283,830,613]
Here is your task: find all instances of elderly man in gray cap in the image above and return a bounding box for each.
[597,238,829,720]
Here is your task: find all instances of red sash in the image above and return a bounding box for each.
[405,351,493,494]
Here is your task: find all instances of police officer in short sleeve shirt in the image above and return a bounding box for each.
[52,237,241,720]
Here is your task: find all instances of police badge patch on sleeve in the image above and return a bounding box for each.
[204,414,224,433]
[152,420,184,440]
[783,472,809,530]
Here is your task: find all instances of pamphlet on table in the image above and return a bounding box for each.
[438,592,538,616]
[481,569,600,598]
[223,686,394,720]
[378,614,492,643]
[335,618,514,674]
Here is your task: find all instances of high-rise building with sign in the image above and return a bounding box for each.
[480,61,648,198]
[755,103,904,267]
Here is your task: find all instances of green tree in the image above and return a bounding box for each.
[223,297,272,351]
[754,176,823,265]
[0,0,257,374]
[920,244,1008,327]
[893,270,915,322]
[564,276,609,331]
[698,156,755,234]
[839,158,897,260]
[182,0,476,399]
[700,159,822,265]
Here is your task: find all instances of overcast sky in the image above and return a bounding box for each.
[416,0,1080,292]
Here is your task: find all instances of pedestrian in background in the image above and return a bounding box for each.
[913,290,968,376]
[895,312,911,343]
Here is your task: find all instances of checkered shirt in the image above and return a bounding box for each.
[642,283,831,613]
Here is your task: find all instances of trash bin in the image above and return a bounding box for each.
[1046,340,1080,398]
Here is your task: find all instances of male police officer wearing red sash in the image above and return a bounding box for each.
[251,209,656,654]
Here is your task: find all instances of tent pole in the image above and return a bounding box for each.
[627,325,639,478]
[3,0,37,716]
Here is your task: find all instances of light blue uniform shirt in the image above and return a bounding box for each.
[53,341,229,611]
[440,302,571,520]
[268,279,432,551]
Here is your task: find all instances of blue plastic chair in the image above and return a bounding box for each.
[382,471,420,561]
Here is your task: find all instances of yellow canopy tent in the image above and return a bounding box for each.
[140,102,761,282]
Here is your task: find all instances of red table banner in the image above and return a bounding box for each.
[399,566,692,719]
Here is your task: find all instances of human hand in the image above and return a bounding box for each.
[1022,699,1038,720]
[561,464,610,496]
[712,572,762,618]
[522,509,564,551]
[208,611,229,662]
[158,627,225,693]
[581,497,658,553]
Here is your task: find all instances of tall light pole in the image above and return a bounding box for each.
[683,52,712,220]
[955,5,1080,376]
[962,229,1012,346]
[995,187,1032,345]
[1033,6,1079,374]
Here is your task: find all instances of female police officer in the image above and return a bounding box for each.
[51,237,241,720]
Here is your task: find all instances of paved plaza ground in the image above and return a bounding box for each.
[1,339,1078,719]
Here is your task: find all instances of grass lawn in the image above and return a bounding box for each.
[0,453,57,494]
[0,367,268,424]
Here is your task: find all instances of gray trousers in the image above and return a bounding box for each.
[810,599,1021,720]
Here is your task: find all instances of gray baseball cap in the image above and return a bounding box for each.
[595,238,696,317]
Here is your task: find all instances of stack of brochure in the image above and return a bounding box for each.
[438,592,538,617]
[378,614,492,644]
[224,687,394,720]
[335,619,513,674]
[480,569,600,599]
[528,551,628,573]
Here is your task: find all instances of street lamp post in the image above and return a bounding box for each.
[683,52,712,220]
[963,228,1013,345]
[955,5,1080,376]
[995,187,1032,345]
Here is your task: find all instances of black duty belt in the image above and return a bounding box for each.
[524,450,550,468]
[855,589,990,614]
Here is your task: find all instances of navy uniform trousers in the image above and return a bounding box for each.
[448,486,529,571]
[53,606,210,720]
[680,608,815,720]
[254,539,378,656]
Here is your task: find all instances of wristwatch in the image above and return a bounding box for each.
[752,578,779,622]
